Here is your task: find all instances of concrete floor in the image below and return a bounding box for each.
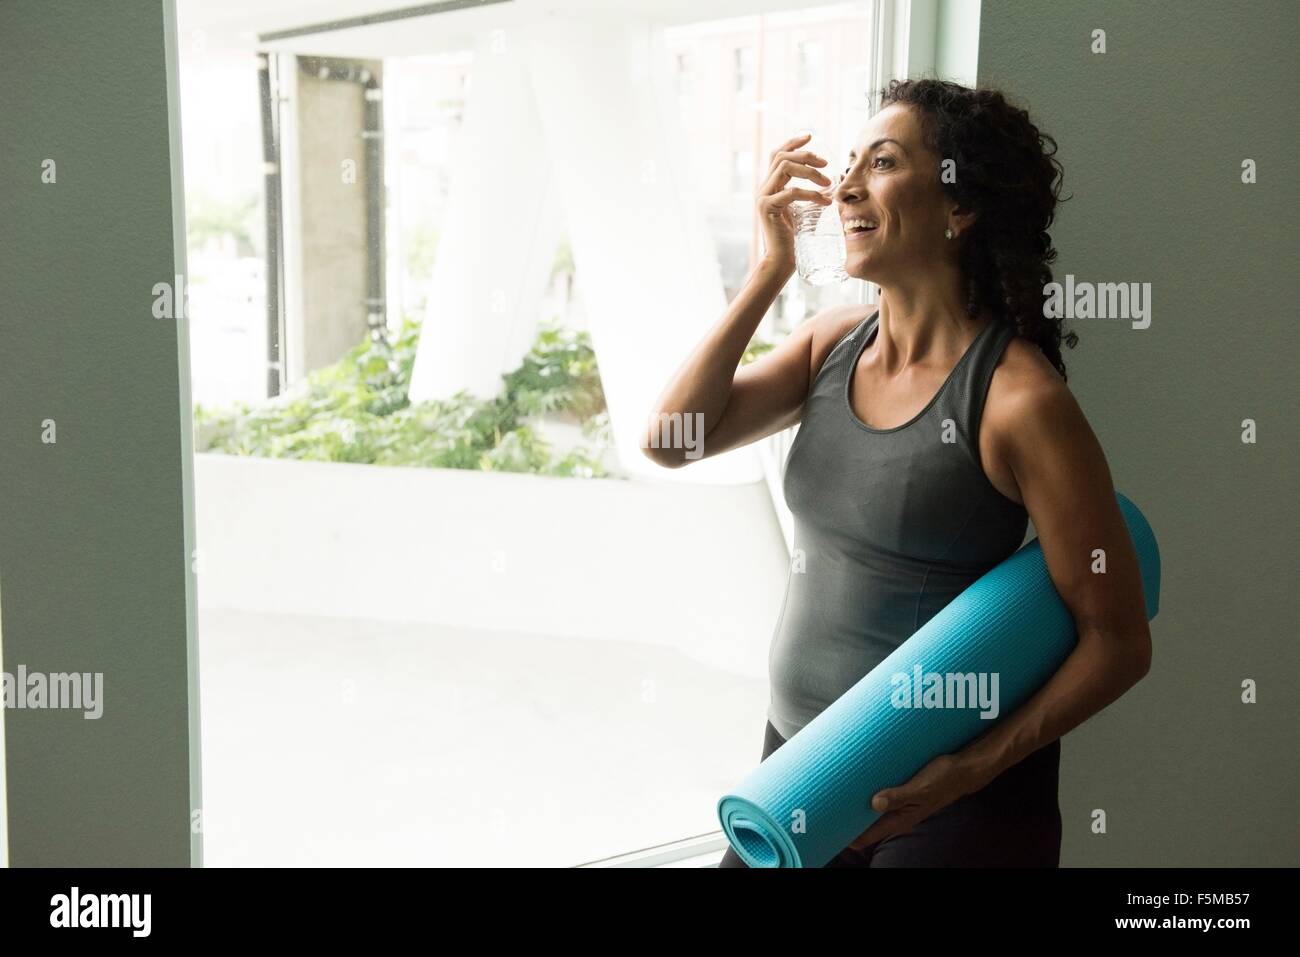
[198,607,769,866]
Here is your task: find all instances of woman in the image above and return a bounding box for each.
[642,79,1153,867]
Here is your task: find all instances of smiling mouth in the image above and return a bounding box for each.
[843,217,879,237]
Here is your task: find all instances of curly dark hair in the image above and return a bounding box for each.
[878,77,1076,380]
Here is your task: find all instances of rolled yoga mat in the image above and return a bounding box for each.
[718,491,1160,868]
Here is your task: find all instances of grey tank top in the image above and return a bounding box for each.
[766,309,1029,740]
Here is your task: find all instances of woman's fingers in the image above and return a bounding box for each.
[779,149,829,168]
[759,186,833,212]
[754,133,832,265]
[771,151,830,181]
[759,159,832,198]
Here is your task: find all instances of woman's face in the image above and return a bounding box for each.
[834,103,956,284]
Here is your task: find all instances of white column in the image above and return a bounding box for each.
[410,13,764,483]
[522,15,762,483]
[407,27,566,403]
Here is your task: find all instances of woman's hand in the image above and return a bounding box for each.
[756,132,834,272]
[847,753,984,852]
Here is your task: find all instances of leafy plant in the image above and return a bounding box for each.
[194,315,611,478]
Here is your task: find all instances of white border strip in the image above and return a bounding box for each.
[574,832,731,868]
[162,0,205,868]
[0,571,9,867]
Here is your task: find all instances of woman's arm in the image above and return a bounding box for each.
[642,130,853,468]
[639,256,793,468]
[953,374,1153,789]
[640,277,868,468]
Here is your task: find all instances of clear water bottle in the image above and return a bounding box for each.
[792,172,847,285]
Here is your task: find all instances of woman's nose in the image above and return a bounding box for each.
[835,178,860,204]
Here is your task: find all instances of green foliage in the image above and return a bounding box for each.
[502,323,606,421]
[194,316,611,478]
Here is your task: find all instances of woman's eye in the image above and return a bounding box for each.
[872,155,893,168]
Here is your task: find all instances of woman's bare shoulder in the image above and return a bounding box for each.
[984,332,1082,448]
[806,302,876,384]
[990,333,1072,406]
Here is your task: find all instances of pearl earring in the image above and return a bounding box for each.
[944,228,954,239]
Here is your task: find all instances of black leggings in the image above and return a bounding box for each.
[718,720,1062,868]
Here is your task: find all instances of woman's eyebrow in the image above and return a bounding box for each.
[848,138,906,160]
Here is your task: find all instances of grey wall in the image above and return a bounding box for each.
[977,0,1298,865]
[0,0,200,865]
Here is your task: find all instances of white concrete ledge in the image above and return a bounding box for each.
[194,453,788,679]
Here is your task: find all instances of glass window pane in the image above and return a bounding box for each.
[178,0,879,867]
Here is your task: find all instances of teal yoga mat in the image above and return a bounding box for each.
[718,491,1160,868]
